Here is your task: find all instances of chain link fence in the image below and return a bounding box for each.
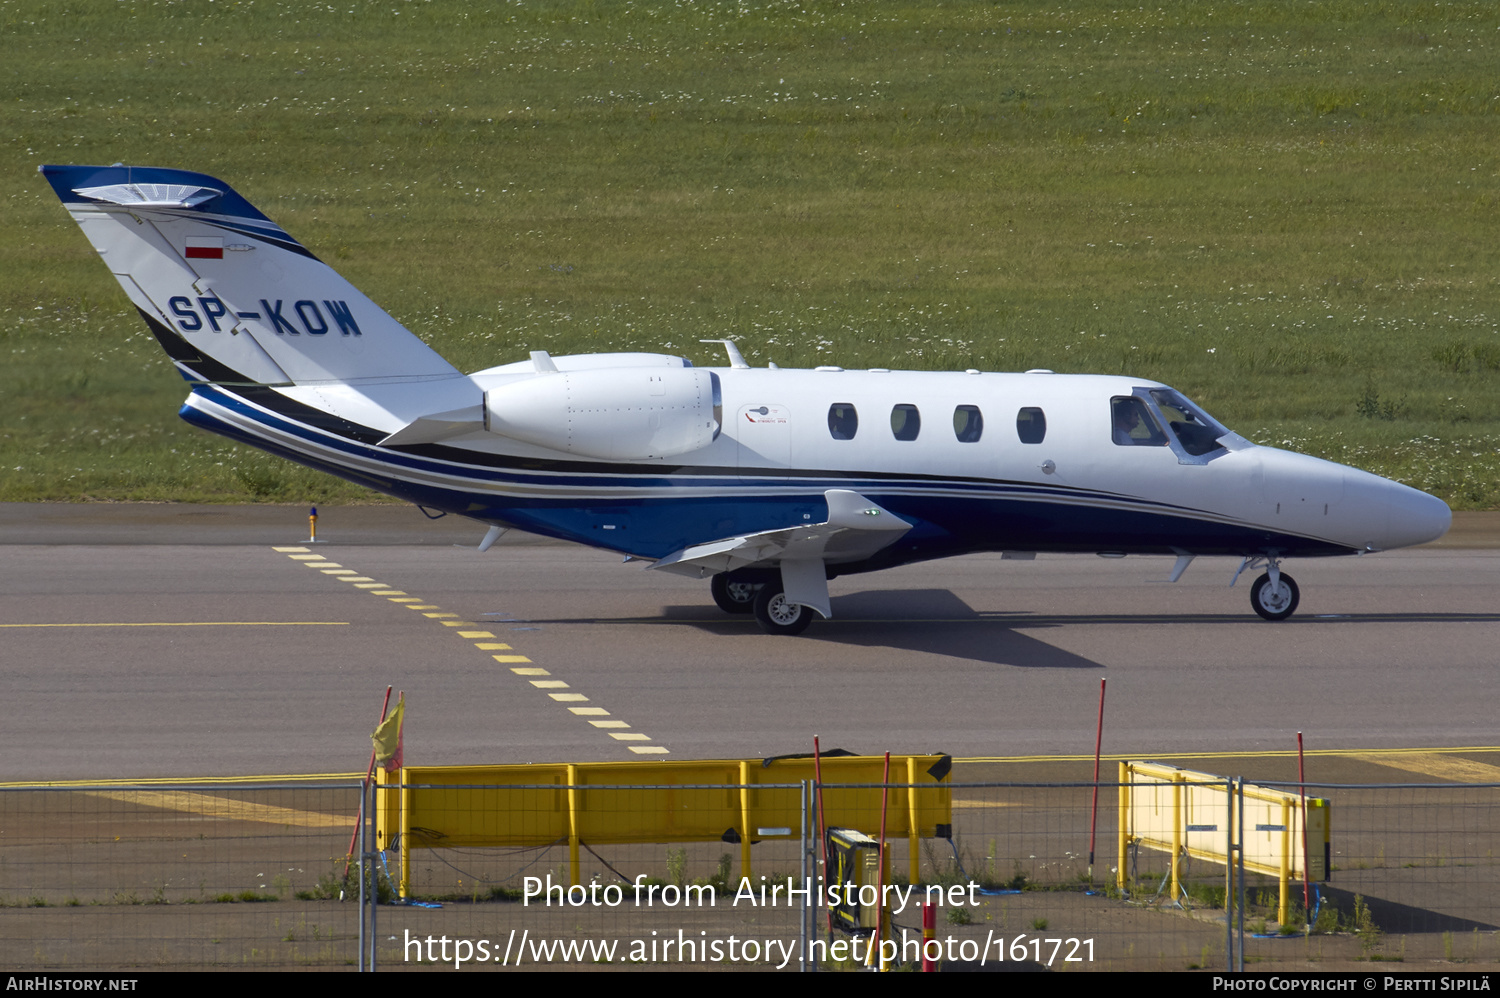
[4,778,1498,971]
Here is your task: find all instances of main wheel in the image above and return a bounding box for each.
[710,574,760,615]
[1250,572,1300,621]
[753,585,814,636]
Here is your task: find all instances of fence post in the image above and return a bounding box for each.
[739,760,754,883]
[567,764,581,887]
[907,756,920,886]
[1117,761,1130,892]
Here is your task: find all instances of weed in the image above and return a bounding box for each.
[1030,917,1048,931]
[947,906,972,926]
[1354,894,1384,958]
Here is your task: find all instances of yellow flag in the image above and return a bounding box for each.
[371,693,405,769]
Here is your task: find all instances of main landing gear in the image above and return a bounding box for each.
[752,584,814,636]
[710,573,814,635]
[709,574,760,615]
[1234,555,1300,621]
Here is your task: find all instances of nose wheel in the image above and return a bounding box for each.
[1250,571,1300,621]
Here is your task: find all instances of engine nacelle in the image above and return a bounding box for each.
[483,367,722,460]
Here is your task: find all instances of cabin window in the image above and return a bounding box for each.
[1111,396,1168,447]
[890,404,921,441]
[827,403,859,440]
[953,405,983,443]
[1016,407,1046,444]
[1149,389,1228,457]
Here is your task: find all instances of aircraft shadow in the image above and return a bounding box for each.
[1315,884,1498,934]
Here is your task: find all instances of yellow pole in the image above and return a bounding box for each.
[567,764,580,888]
[1117,762,1130,891]
[906,756,920,885]
[1278,798,1291,926]
[398,770,411,900]
[1171,775,1182,905]
[739,760,753,884]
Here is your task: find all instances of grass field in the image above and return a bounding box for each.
[3,0,1498,505]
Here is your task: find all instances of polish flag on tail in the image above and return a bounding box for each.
[185,236,223,259]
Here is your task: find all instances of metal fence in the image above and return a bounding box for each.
[3,778,1498,971]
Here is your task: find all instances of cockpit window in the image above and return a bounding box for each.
[953,405,983,443]
[890,404,921,441]
[1149,389,1228,457]
[828,403,859,440]
[1016,407,1046,444]
[1111,396,1168,447]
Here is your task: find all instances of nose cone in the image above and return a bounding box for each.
[1351,469,1452,551]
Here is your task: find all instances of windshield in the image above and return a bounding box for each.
[1148,389,1229,457]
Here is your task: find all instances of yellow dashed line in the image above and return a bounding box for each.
[86,790,354,828]
[0,621,348,629]
[275,547,670,757]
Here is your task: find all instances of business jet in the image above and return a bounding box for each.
[43,164,1451,634]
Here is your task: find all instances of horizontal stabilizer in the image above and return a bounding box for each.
[648,489,912,580]
[378,405,485,447]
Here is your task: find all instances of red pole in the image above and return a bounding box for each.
[921,901,937,972]
[1298,731,1310,921]
[873,751,891,970]
[344,685,393,873]
[813,736,833,939]
[1088,678,1107,877]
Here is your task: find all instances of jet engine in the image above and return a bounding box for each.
[483,367,721,460]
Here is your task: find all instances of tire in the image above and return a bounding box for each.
[1250,572,1300,621]
[710,574,760,615]
[753,585,814,636]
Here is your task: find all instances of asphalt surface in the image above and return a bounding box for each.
[2,504,1498,784]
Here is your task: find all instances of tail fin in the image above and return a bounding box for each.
[41,165,460,387]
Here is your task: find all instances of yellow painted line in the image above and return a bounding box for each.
[475,643,512,650]
[956,746,1500,765]
[549,693,589,702]
[1346,753,1500,783]
[322,570,357,575]
[287,554,325,561]
[304,562,341,569]
[388,597,422,603]
[86,790,354,828]
[493,654,532,663]
[531,680,569,689]
[511,668,549,676]
[629,746,670,755]
[423,613,459,619]
[458,631,495,639]
[2,771,364,789]
[405,605,439,610]
[440,621,473,627]
[0,621,349,629]
[590,721,630,729]
[569,707,610,716]
[609,733,651,741]
[272,547,310,553]
[373,590,407,595]
[352,583,388,588]
[343,577,376,583]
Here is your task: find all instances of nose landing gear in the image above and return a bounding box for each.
[1234,555,1300,621]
